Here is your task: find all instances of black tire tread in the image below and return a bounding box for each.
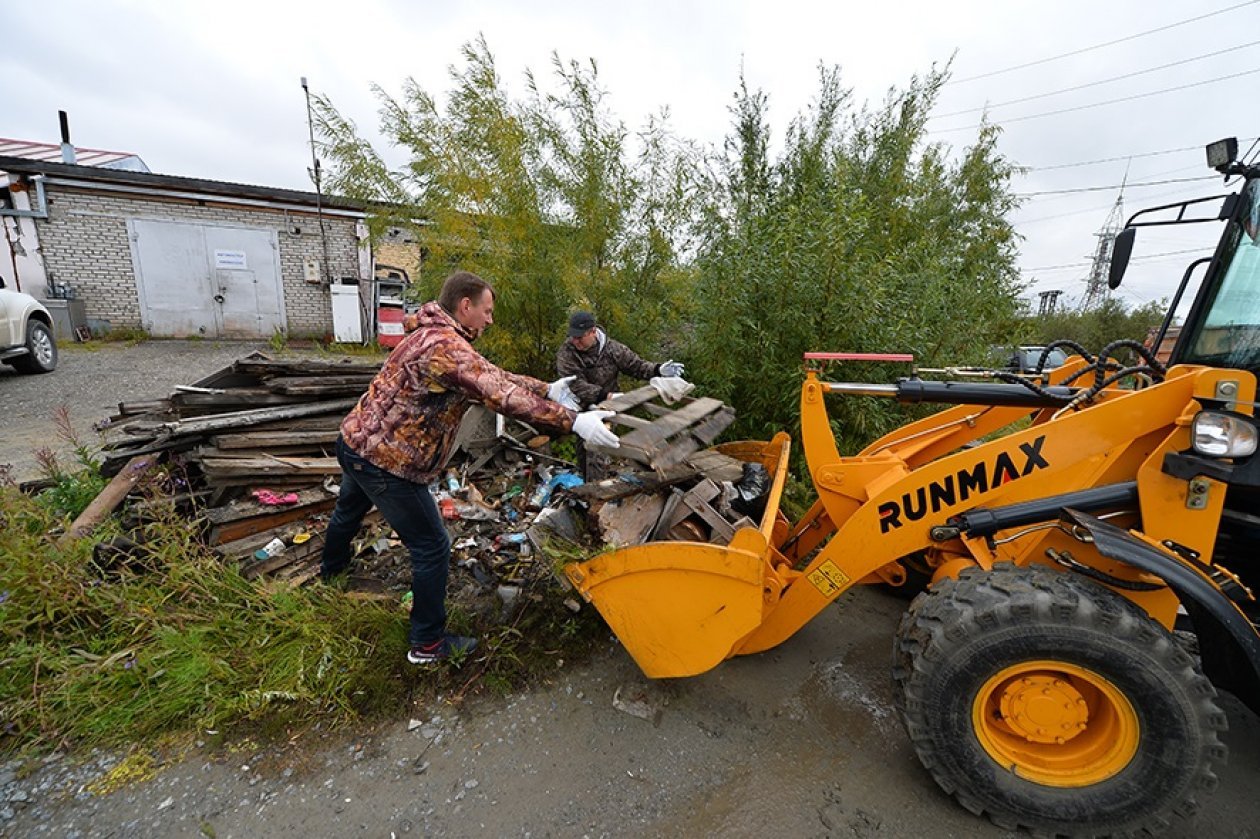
[892,562,1227,838]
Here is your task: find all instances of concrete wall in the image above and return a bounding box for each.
[33,184,365,337]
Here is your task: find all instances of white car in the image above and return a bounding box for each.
[0,280,58,374]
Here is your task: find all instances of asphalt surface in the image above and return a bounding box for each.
[0,339,269,483]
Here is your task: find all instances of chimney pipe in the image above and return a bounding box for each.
[59,110,76,165]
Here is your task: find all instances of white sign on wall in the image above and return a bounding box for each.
[214,249,248,270]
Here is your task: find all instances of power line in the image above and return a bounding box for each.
[1026,144,1205,172]
[934,41,1260,119]
[947,1,1259,84]
[932,68,1260,134]
[1023,247,1207,273]
[1014,177,1230,218]
[1014,176,1218,198]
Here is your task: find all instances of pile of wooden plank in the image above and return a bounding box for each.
[574,384,766,547]
[69,357,767,595]
[97,353,378,496]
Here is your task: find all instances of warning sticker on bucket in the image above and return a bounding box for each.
[807,560,850,598]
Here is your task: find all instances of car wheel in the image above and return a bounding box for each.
[12,320,57,374]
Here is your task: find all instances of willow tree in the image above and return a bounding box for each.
[312,36,698,377]
[689,66,1024,448]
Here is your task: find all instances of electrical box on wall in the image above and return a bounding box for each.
[304,259,321,285]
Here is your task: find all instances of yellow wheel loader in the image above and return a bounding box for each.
[565,137,1260,837]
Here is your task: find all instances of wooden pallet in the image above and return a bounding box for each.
[588,385,736,471]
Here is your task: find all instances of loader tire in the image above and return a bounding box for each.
[892,562,1227,837]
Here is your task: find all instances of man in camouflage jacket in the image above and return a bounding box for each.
[555,311,684,408]
[322,272,619,665]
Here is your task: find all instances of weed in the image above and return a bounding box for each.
[550,435,578,463]
[317,341,388,359]
[0,483,607,757]
[98,326,150,344]
[32,407,106,519]
[268,328,288,353]
[85,749,158,795]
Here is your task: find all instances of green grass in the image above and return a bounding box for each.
[315,340,389,358]
[0,472,604,757]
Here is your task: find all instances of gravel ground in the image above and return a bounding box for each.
[0,339,272,483]
[2,342,1258,838]
[2,589,1258,839]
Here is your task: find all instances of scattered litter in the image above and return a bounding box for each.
[253,537,287,561]
[251,489,301,506]
[64,362,747,638]
[612,683,663,726]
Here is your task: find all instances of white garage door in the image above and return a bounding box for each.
[129,219,286,338]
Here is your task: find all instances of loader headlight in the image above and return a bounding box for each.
[1191,411,1258,458]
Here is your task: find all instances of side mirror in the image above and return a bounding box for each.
[1109,227,1136,289]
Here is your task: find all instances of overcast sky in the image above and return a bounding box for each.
[5,0,1257,316]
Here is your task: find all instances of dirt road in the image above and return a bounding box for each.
[2,342,1259,837]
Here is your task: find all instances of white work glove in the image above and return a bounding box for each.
[659,360,685,378]
[649,376,695,404]
[573,409,620,448]
[547,375,580,410]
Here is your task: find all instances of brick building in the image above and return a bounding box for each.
[0,153,369,340]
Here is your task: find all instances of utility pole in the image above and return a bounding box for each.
[1037,289,1063,318]
[301,76,333,286]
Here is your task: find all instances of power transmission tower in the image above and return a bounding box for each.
[1080,186,1126,311]
[1037,289,1063,317]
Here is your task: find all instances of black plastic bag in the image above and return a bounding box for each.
[730,462,771,520]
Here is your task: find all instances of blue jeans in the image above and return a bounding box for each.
[321,437,451,646]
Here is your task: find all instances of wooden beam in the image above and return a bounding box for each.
[58,455,158,546]
[596,385,662,413]
[156,398,358,437]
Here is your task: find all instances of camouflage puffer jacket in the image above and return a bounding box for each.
[555,328,660,408]
[341,301,575,483]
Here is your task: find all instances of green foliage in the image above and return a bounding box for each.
[0,484,602,754]
[0,488,402,752]
[1028,297,1168,354]
[687,66,1024,451]
[32,408,107,519]
[316,340,388,359]
[314,36,700,379]
[268,327,288,353]
[98,326,150,344]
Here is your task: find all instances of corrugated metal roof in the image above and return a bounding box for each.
[0,138,148,171]
[0,154,365,212]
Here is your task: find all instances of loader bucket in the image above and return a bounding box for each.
[564,435,791,678]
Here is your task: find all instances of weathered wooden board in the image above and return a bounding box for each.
[595,492,668,548]
[587,383,738,472]
[157,399,358,437]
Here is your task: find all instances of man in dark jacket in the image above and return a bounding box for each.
[555,311,684,408]
[321,272,620,666]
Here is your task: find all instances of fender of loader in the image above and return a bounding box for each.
[564,435,793,678]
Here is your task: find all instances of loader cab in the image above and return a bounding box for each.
[1175,173,1260,375]
[1110,137,1260,376]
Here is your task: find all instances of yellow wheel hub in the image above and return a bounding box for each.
[973,661,1139,787]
